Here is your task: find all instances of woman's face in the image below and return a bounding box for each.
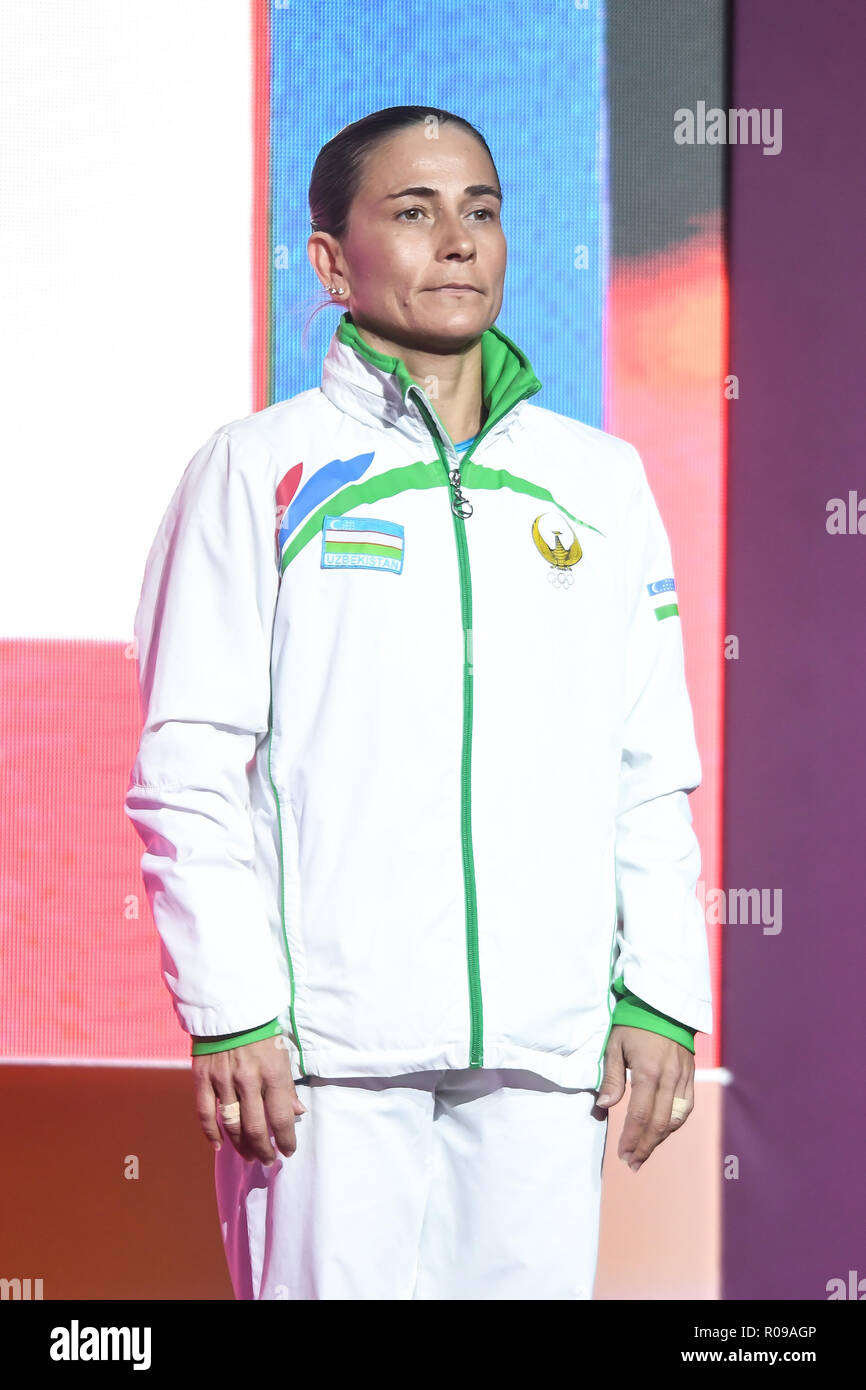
[313,122,506,353]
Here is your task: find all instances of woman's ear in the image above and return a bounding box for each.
[307,231,343,294]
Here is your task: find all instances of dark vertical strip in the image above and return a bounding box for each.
[606,0,728,257]
[724,0,866,1298]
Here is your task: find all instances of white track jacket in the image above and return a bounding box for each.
[125,312,713,1089]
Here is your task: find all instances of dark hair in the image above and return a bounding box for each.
[308,105,499,244]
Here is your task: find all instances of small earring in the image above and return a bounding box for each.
[325,284,345,296]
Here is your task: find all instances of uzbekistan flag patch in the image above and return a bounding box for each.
[647,576,679,620]
[321,514,405,574]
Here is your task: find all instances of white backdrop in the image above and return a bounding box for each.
[0,0,253,639]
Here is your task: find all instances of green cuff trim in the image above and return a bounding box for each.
[190,1017,282,1056]
[611,978,696,1054]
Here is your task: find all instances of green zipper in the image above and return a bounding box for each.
[410,388,539,1068]
[411,392,484,1064]
[333,312,542,1070]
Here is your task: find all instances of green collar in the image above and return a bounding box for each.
[336,311,541,441]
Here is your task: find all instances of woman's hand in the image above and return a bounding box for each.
[594,1025,695,1173]
[192,1035,307,1165]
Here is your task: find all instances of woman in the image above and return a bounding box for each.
[125,106,712,1300]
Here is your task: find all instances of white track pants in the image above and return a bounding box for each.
[214,1067,608,1301]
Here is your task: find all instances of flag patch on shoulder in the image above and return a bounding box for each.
[647,576,679,620]
[321,514,405,574]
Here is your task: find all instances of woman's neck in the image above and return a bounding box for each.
[353,323,485,445]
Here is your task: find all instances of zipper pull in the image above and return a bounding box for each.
[448,466,473,519]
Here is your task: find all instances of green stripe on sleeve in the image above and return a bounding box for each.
[190,1017,283,1056]
[611,978,696,1053]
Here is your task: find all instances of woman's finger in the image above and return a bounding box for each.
[212,1071,254,1161]
[192,1063,225,1152]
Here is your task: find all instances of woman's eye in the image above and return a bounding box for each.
[396,206,497,223]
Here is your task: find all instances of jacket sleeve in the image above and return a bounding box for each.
[610,979,696,1053]
[124,427,292,1040]
[611,445,713,1038]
